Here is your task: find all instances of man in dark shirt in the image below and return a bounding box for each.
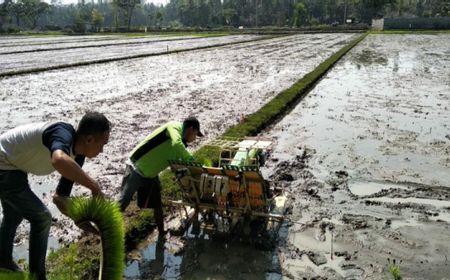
[0,112,110,280]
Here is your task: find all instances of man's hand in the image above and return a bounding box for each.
[53,194,72,217]
[91,184,105,198]
[91,187,105,199]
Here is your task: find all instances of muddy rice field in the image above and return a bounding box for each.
[0,34,266,74]
[1,33,449,279]
[0,35,199,54]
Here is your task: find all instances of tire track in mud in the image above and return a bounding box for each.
[0,35,279,77]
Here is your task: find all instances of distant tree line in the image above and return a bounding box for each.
[0,0,449,33]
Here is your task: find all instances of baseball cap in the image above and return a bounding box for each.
[183,117,204,137]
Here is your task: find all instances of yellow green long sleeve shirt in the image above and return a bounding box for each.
[130,121,193,178]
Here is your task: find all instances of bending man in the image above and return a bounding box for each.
[119,117,203,235]
[0,112,110,280]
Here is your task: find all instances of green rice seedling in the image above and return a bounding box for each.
[384,258,402,280]
[67,197,125,280]
[387,264,402,280]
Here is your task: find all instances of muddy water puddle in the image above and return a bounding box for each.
[348,180,410,197]
[124,230,282,280]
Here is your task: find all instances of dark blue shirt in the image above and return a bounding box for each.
[42,122,85,196]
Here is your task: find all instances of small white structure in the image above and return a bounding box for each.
[372,18,384,30]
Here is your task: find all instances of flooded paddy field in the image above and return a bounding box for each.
[0,33,356,131]
[0,34,122,47]
[0,34,267,74]
[3,32,447,279]
[120,33,450,279]
[260,34,450,279]
[0,33,357,264]
[0,35,199,54]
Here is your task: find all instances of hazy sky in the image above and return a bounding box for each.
[145,0,167,4]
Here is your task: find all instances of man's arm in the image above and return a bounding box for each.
[51,150,103,197]
[56,155,84,197]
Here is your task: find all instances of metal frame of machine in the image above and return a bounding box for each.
[169,137,286,235]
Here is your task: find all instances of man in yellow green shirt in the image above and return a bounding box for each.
[119,117,203,235]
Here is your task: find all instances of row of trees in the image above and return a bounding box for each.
[0,0,49,30]
[1,0,449,32]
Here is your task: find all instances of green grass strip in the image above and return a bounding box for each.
[370,29,450,35]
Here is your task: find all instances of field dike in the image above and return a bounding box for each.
[0,35,279,78]
[1,32,367,279]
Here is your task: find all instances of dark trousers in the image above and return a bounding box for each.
[0,170,52,279]
[119,165,162,211]
[118,165,164,233]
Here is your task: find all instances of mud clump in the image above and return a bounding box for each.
[270,147,315,183]
[325,170,349,191]
[342,214,369,230]
[307,251,327,266]
[277,172,295,182]
[335,251,353,261]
